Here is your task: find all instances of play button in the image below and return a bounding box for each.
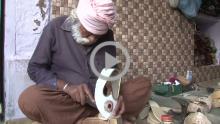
[105,52,120,68]
[90,41,130,81]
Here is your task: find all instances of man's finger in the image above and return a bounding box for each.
[79,86,86,105]
[75,91,81,103]
[113,96,123,116]
[82,84,95,102]
[118,100,125,115]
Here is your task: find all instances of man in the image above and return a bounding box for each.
[18,0,151,124]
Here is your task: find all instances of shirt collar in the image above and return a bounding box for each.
[61,16,76,32]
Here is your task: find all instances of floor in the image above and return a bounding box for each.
[1,118,32,124]
[0,118,121,124]
[1,85,220,124]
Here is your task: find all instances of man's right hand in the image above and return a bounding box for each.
[57,80,95,106]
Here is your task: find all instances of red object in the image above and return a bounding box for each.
[169,77,177,84]
[161,115,173,122]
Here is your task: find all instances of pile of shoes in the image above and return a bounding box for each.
[147,100,172,124]
[187,96,212,113]
[210,90,220,108]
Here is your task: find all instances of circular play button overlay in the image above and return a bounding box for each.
[89,41,130,81]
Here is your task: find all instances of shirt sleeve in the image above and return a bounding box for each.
[27,21,57,89]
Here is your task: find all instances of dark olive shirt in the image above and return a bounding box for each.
[27,16,115,93]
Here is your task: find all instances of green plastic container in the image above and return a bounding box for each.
[153,84,183,97]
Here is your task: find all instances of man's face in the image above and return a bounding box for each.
[79,24,101,45]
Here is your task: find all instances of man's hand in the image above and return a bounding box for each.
[113,96,125,117]
[64,83,95,105]
[57,80,95,106]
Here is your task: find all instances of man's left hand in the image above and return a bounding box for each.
[113,96,125,117]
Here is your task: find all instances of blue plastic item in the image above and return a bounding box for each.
[178,0,202,18]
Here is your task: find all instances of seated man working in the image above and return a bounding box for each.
[18,0,151,124]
